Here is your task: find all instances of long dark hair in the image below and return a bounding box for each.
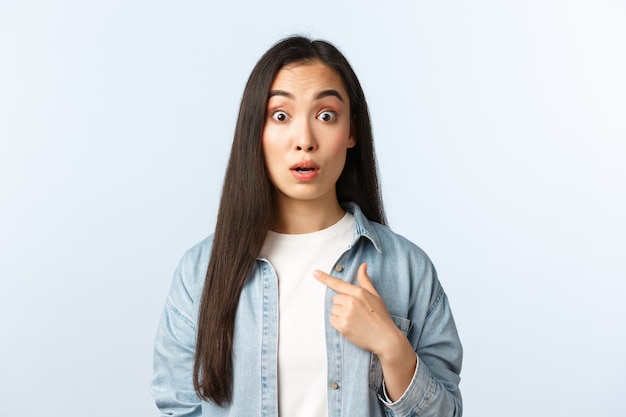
[193,35,386,406]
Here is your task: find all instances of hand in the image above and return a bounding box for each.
[313,263,402,357]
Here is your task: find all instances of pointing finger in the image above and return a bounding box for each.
[313,269,357,294]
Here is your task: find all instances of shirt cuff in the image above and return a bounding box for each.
[379,353,420,405]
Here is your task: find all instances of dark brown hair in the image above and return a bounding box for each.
[193,35,386,406]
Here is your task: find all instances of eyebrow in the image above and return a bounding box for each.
[268,89,344,102]
[268,90,294,100]
[315,89,344,102]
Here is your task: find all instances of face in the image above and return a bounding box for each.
[262,60,355,211]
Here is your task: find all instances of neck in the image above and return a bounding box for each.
[271,196,345,234]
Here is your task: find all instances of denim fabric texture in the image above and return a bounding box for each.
[152,202,463,417]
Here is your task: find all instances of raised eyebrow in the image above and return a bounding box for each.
[268,90,294,100]
[268,89,344,102]
[315,89,344,102]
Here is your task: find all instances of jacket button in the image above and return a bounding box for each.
[334,264,343,272]
[330,382,339,390]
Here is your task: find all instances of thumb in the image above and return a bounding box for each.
[357,263,379,296]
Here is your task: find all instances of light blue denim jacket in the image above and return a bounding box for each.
[152,202,462,417]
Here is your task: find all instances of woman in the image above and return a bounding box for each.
[153,36,462,417]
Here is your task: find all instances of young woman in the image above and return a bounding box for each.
[152,36,462,417]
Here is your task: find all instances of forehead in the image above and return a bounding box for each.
[270,60,348,96]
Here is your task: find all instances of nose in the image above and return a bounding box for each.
[294,119,317,152]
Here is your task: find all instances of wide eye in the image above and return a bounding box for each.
[317,111,336,122]
[271,110,290,122]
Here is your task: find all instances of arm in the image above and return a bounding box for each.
[313,263,417,400]
[152,265,202,417]
[314,262,462,417]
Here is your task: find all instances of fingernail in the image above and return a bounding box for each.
[313,270,322,278]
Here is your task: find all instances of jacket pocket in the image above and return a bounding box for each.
[368,315,413,391]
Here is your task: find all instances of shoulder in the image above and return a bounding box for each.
[166,235,214,317]
[346,202,432,266]
[371,222,425,253]
[368,223,436,284]
[359,216,433,269]
[356,221,444,312]
[178,234,214,273]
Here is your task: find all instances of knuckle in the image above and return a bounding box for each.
[354,288,367,298]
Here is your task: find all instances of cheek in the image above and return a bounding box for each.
[261,127,274,156]
[329,126,353,151]
[262,124,284,150]
[261,129,283,173]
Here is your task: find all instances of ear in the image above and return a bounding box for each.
[347,134,356,149]
[347,119,357,148]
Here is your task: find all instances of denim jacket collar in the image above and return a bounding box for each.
[341,201,383,254]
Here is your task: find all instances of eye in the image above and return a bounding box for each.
[271,110,290,122]
[317,111,336,122]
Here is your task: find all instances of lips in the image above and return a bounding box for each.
[290,160,320,181]
[290,160,319,171]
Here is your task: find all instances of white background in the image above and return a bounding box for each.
[1,1,624,416]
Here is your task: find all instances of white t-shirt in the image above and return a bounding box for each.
[260,212,354,417]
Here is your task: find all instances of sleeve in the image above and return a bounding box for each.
[151,262,203,417]
[380,256,463,417]
[379,353,420,404]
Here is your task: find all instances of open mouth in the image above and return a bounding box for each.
[291,161,319,177]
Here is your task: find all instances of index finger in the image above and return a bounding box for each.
[313,269,357,294]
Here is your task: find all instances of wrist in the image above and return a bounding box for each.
[375,328,415,369]
[375,330,418,402]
